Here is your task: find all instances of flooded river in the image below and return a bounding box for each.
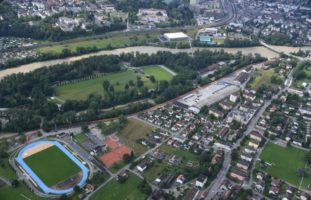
[0,45,309,79]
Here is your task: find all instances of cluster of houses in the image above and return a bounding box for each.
[10,0,125,32]
[229,0,311,45]
[227,90,263,126]
[139,104,196,132]
[0,37,38,66]
[190,0,225,25]
[140,130,169,148]
[229,131,263,183]
[136,8,169,26]
[256,92,310,148]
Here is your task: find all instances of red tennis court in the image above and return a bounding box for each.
[100,137,131,168]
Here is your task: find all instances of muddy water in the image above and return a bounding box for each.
[0,45,302,79]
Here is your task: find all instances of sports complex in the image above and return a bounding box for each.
[15,140,89,195]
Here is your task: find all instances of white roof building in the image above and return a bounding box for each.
[163,32,190,42]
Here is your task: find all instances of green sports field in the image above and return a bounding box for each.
[24,145,81,187]
[54,66,174,101]
[259,142,311,189]
[143,66,174,81]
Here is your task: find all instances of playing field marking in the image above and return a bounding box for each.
[20,194,31,200]
[22,143,54,159]
[159,65,177,76]
[298,163,308,190]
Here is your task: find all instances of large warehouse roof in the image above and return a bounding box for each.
[163,32,189,40]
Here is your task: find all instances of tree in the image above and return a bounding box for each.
[297,168,307,178]
[305,153,311,165]
[138,179,152,195]
[11,179,19,188]
[60,194,68,200]
[81,124,89,133]
[109,85,115,92]
[102,80,110,91]
[73,185,81,193]
[149,75,156,83]
[123,153,133,163]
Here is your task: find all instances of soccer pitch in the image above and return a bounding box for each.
[55,65,174,101]
[24,145,81,187]
[260,142,311,189]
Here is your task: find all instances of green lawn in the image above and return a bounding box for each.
[90,174,148,200]
[118,119,155,155]
[142,66,174,80]
[250,69,277,89]
[0,184,45,200]
[259,142,311,189]
[143,162,170,182]
[55,66,173,101]
[0,159,16,180]
[159,144,200,163]
[24,145,81,187]
[74,133,88,144]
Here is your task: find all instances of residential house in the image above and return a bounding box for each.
[248,139,260,149]
[209,109,225,118]
[250,131,262,142]
[229,168,248,182]
[195,174,207,188]
[240,153,253,162]
[269,186,280,195]
[176,174,185,185]
[184,187,200,200]
[230,93,239,103]
[244,146,256,154]
[136,160,149,172]
[236,160,250,170]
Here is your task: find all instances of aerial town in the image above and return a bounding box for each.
[0,0,310,200]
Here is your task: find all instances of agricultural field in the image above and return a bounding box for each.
[24,145,81,187]
[259,142,311,189]
[90,174,148,200]
[54,65,174,101]
[118,119,155,155]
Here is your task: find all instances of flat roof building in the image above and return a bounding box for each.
[162,32,191,42]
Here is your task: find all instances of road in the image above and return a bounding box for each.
[205,72,292,199]
[205,71,292,200]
